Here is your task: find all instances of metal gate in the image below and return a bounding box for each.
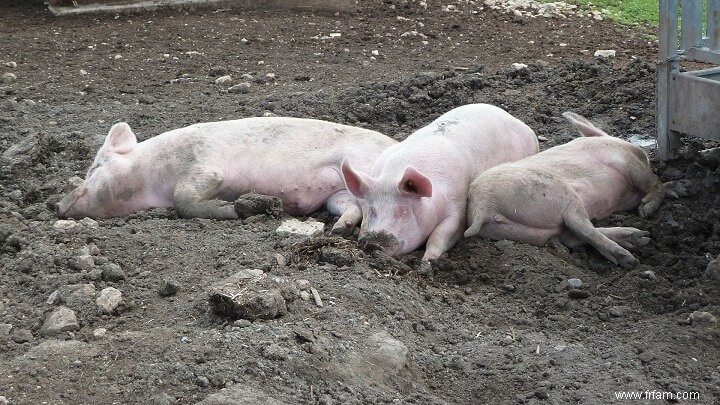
[658,0,720,159]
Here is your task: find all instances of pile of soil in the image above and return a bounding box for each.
[1,1,718,404]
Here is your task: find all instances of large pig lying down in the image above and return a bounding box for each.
[341,103,539,261]
[56,117,396,235]
[464,112,672,269]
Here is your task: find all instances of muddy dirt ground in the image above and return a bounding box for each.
[1,0,719,404]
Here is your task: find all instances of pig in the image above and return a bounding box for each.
[340,103,539,261]
[464,111,672,269]
[56,117,396,235]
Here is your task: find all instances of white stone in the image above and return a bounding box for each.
[41,306,79,336]
[96,287,122,314]
[594,49,616,58]
[371,49,380,56]
[215,75,232,85]
[92,327,107,339]
[79,217,99,229]
[275,218,325,237]
[1,72,17,83]
[53,219,78,230]
[511,63,528,70]
[5,61,17,68]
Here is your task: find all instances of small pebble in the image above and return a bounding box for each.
[567,278,583,289]
[215,75,232,85]
[228,82,251,94]
[233,319,252,328]
[689,311,717,326]
[639,270,656,280]
[158,279,181,297]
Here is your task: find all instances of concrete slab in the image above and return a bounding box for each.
[48,0,357,16]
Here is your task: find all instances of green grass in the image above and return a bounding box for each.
[562,0,659,27]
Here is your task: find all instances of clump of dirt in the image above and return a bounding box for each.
[1,1,718,404]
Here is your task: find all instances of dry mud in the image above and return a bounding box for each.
[1,1,719,404]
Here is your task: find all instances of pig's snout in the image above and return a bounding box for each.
[358,231,401,256]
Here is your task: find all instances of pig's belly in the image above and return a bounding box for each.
[218,166,344,215]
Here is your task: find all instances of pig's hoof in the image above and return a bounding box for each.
[618,254,639,269]
[607,227,650,249]
[330,221,355,237]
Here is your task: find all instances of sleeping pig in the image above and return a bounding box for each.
[464,112,671,268]
[56,117,396,235]
[341,103,539,261]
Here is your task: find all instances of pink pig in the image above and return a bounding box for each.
[56,117,396,235]
[464,112,672,268]
[341,103,539,261]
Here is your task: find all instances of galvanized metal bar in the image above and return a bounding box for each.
[658,0,682,159]
[708,0,720,51]
[681,0,704,50]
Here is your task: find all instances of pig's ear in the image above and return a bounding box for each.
[103,122,138,154]
[341,159,371,199]
[399,167,432,198]
[561,112,609,137]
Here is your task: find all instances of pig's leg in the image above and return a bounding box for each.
[173,169,238,220]
[623,164,666,218]
[562,208,638,269]
[561,227,650,249]
[422,215,464,261]
[326,190,362,236]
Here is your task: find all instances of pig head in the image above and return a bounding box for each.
[341,103,539,261]
[57,123,168,219]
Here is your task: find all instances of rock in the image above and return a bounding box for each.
[49,283,97,306]
[228,82,252,94]
[567,278,583,289]
[96,287,122,314]
[196,375,210,387]
[78,217,99,228]
[69,254,95,270]
[594,49,616,58]
[53,219,78,230]
[511,62,528,70]
[208,270,287,320]
[158,279,181,297]
[12,328,33,343]
[88,268,103,281]
[275,218,325,238]
[637,351,655,364]
[367,331,408,372]
[534,389,550,400]
[235,193,283,218]
[146,392,177,405]
[689,311,717,326]
[706,257,720,281]
[1,72,16,83]
[639,270,656,280]
[0,396,7,405]
[5,61,17,68]
[138,95,156,104]
[92,327,107,339]
[41,306,80,336]
[233,319,252,328]
[101,263,126,282]
[0,323,12,340]
[215,75,232,85]
[608,306,624,317]
[265,72,276,81]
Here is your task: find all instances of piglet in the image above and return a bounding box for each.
[56,117,396,235]
[464,112,672,268]
[341,103,539,261]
